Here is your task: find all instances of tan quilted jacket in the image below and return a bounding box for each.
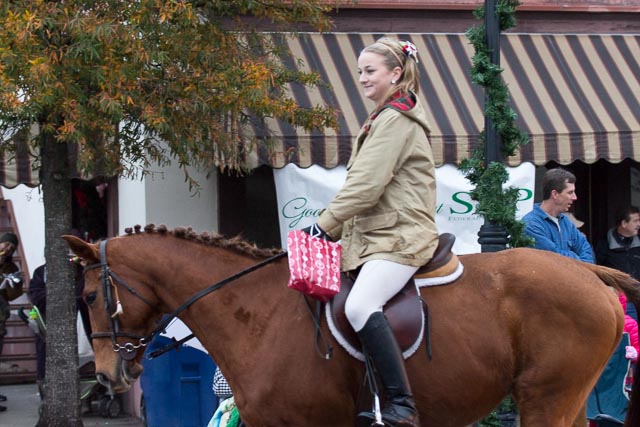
[317,95,439,271]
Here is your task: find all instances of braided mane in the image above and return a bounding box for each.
[123,224,283,259]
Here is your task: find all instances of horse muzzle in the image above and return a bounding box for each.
[96,358,144,393]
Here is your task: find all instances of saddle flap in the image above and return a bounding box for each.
[328,273,423,361]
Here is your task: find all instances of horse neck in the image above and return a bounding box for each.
[178,249,291,374]
[118,235,291,368]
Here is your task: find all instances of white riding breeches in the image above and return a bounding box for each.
[344,259,419,332]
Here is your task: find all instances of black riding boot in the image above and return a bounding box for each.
[357,312,420,427]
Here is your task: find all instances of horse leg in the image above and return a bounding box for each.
[516,391,586,427]
[514,365,595,427]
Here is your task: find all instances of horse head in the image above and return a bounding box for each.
[64,234,163,393]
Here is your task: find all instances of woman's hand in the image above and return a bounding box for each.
[301,223,329,240]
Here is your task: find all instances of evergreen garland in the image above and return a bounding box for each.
[462,5,530,423]
[459,0,533,248]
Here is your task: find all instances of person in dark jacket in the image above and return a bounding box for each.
[28,264,47,397]
[596,206,640,321]
[0,232,23,411]
[27,258,92,400]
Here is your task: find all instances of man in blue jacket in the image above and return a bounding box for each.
[523,168,594,262]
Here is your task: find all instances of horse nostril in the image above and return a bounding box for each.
[96,373,110,386]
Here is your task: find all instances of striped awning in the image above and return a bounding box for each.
[0,132,86,188]
[247,32,640,169]
[4,32,637,186]
[0,130,38,188]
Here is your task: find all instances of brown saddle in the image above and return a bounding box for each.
[327,233,457,359]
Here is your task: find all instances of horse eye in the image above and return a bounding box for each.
[85,292,97,306]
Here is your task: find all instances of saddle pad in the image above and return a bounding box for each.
[415,260,464,287]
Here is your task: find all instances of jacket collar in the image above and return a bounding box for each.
[607,228,640,250]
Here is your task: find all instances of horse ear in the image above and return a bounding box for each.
[62,235,100,264]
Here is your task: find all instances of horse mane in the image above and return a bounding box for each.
[122,224,283,259]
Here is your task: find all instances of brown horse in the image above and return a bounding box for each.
[64,225,640,427]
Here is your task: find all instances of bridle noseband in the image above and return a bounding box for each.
[85,240,157,361]
[84,238,287,361]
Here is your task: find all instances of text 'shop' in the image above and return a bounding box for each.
[400,40,419,64]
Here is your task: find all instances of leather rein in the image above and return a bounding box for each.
[84,239,287,361]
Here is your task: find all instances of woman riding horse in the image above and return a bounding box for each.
[305,37,438,427]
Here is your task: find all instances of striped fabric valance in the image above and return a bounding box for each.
[0,130,38,188]
[245,32,640,169]
[0,134,85,188]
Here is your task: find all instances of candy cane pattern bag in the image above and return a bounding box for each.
[287,230,341,302]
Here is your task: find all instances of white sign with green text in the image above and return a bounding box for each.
[274,162,535,254]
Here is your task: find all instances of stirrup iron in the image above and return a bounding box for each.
[371,392,384,426]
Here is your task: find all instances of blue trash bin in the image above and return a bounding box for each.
[141,335,218,427]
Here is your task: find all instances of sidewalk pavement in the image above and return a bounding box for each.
[0,382,144,427]
[2,382,483,427]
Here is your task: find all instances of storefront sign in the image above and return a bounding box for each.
[274,163,535,254]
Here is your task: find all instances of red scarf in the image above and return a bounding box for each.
[363,91,416,135]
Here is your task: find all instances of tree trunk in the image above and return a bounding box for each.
[39,130,83,426]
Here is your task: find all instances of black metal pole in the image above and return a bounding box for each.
[484,0,501,166]
[478,0,508,253]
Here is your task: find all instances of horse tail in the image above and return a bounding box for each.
[581,263,640,427]
[583,263,640,305]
